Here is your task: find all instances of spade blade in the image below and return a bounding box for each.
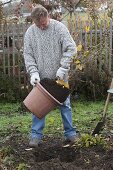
[92,120,105,136]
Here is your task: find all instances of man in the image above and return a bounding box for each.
[24,5,77,147]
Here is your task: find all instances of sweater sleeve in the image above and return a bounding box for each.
[23,28,39,76]
[59,23,77,68]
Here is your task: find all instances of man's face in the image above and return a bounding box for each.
[34,15,50,30]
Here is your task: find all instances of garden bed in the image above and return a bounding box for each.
[1,134,113,170]
[1,102,113,170]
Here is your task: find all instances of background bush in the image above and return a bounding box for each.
[0,74,28,102]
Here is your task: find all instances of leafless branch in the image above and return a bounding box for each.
[0,0,12,6]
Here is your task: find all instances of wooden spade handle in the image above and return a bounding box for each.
[103,78,113,118]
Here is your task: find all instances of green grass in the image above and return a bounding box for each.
[1,100,113,141]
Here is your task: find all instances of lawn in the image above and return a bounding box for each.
[1,100,113,170]
[1,100,113,137]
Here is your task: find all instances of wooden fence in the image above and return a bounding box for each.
[68,18,113,74]
[0,19,113,88]
[0,23,30,88]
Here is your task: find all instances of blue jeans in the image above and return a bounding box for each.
[31,96,76,139]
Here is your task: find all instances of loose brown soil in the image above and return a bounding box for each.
[40,78,70,103]
[1,134,113,170]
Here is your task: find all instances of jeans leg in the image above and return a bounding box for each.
[31,114,45,139]
[59,96,76,138]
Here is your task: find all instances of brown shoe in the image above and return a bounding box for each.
[29,138,41,148]
[63,133,80,146]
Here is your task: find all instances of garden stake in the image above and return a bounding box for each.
[92,78,113,135]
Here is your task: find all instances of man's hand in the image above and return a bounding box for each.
[56,67,69,81]
[30,73,40,86]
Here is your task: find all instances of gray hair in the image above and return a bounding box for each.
[31,5,48,21]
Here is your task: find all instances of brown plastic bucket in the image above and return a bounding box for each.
[23,83,62,119]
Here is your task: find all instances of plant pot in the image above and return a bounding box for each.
[23,83,62,119]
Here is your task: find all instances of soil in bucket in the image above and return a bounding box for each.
[40,78,70,103]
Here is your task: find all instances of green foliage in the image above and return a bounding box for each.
[69,19,112,100]
[16,163,28,170]
[75,134,107,148]
[0,74,28,102]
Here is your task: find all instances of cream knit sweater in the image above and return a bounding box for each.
[24,19,77,79]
